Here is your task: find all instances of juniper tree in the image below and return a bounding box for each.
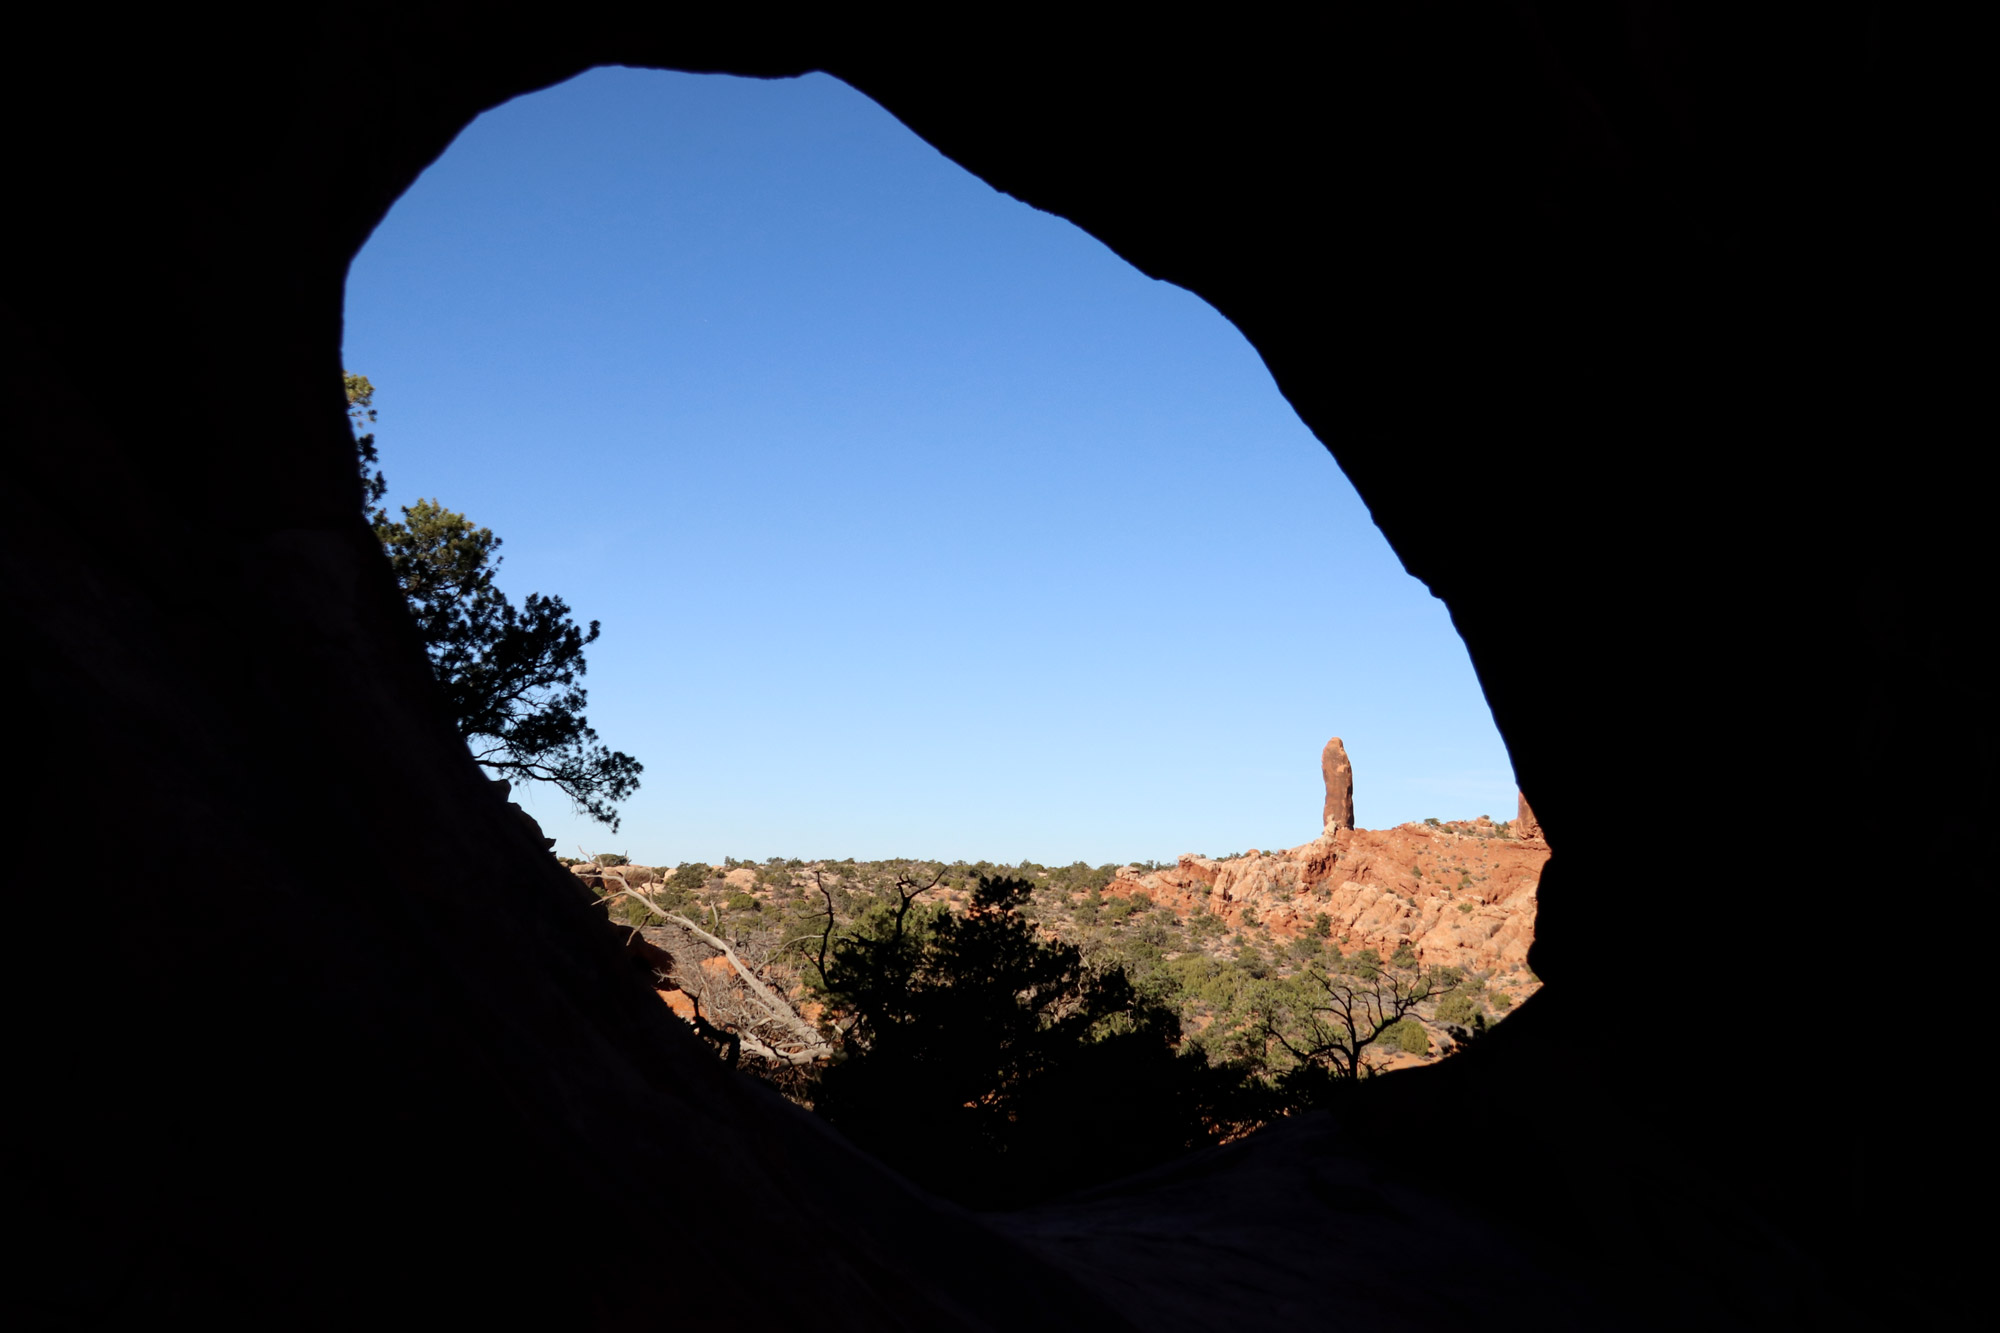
[346,373,641,829]
[808,872,1264,1209]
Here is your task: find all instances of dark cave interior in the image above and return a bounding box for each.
[6,6,1990,1327]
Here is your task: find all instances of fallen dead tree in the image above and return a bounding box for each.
[599,870,833,1067]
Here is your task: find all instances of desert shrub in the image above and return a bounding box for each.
[725,891,760,914]
[1391,1019,1430,1055]
[1235,939,1270,978]
[594,852,629,867]
[1104,895,1141,923]
[667,862,713,895]
[1435,991,1481,1025]
[1389,943,1418,970]
[1458,901,1474,914]
[1338,947,1383,979]
[1311,912,1333,938]
[1239,906,1259,928]
[1046,862,1117,897]
[1493,991,1514,1010]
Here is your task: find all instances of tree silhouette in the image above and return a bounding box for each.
[811,873,1264,1209]
[347,373,640,828]
[1256,949,1455,1102]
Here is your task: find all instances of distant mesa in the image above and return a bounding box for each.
[1320,736,1354,833]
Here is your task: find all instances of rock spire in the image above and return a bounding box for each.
[1321,736,1354,832]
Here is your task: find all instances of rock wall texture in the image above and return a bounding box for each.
[7,5,1991,1327]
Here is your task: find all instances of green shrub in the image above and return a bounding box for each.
[1311,912,1333,939]
[1391,1020,1430,1055]
[1493,991,1513,1010]
[725,892,761,913]
[1457,901,1474,914]
[668,862,713,896]
[1341,947,1382,978]
[594,852,629,867]
[1434,992,1481,1025]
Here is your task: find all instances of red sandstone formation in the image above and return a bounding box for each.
[1321,736,1355,832]
[1515,791,1542,840]
[1111,820,1543,981]
[1110,742,1544,982]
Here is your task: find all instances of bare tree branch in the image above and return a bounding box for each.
[600,870,832,1062]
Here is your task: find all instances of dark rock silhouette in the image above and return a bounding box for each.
[493,777,557,849]
[7,6,1989,1329]
[1320,735,1355,832]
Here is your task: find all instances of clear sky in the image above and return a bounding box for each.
[342,68,1518,866]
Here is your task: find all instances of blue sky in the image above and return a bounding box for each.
[342,68,1518,865]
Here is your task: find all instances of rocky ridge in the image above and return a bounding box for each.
[1105,817,1543,980]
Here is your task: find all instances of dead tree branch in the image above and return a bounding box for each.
[599,869,832,1062]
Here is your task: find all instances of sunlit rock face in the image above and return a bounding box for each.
[1124,824,1544,978]
[8,5,1989,1328]
[1515,791,1541,842]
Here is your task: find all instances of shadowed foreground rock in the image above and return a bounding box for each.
[6,5,1989,1328]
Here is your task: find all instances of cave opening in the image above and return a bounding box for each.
[343,67,1524,869]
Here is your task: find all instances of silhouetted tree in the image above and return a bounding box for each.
[1257,950,1454,1105]
[810,872,1265,1209]
[346,373,641,828]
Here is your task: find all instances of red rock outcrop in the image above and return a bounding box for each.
[1321,736,1355,832]
[1515,791,1542,841]
[1105,741,1545,983]
[1110,822,1543,981]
